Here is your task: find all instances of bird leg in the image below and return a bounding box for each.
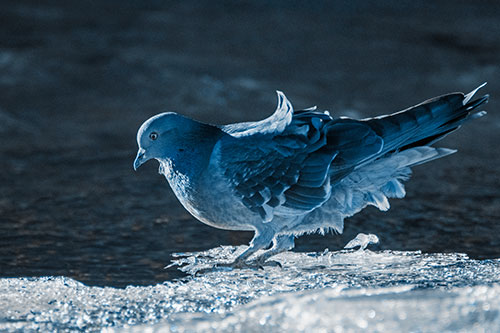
[252,234,295,267]
[216,227,275,269]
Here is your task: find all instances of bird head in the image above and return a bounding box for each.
[134,112,222,172]
[134,112,188,171]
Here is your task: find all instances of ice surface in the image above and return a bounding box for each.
[1,247,500,332]
[130,284,500,333]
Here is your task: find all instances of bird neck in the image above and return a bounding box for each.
[159,122,223,183]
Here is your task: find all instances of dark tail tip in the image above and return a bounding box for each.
[465,94,489,111]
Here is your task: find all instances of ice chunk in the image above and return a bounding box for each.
[344,233,380,250]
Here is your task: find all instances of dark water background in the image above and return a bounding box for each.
[1,0,499,287]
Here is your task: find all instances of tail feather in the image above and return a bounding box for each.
[365,84,488,154]
[463,82,487,105]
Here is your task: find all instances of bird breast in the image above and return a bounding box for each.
[159,159,255,231]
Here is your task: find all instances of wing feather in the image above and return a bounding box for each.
[220,111,338,221]
[218,94,385,223]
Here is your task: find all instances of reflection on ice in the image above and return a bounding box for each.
[1,247,500,331]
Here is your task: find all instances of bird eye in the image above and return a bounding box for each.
[149,132,158,140]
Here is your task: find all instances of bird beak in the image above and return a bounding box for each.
[133,148,147,171]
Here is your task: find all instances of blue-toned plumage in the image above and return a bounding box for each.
[134,84,488,268]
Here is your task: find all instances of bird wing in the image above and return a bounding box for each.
[223,91,294,137]
[218,93,384,222]
[218,85,487,226]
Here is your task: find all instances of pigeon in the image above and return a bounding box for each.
[134,84,488,268]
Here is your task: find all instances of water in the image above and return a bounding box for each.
[2,242,500,332]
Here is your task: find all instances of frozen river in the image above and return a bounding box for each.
[2,243,500,332]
